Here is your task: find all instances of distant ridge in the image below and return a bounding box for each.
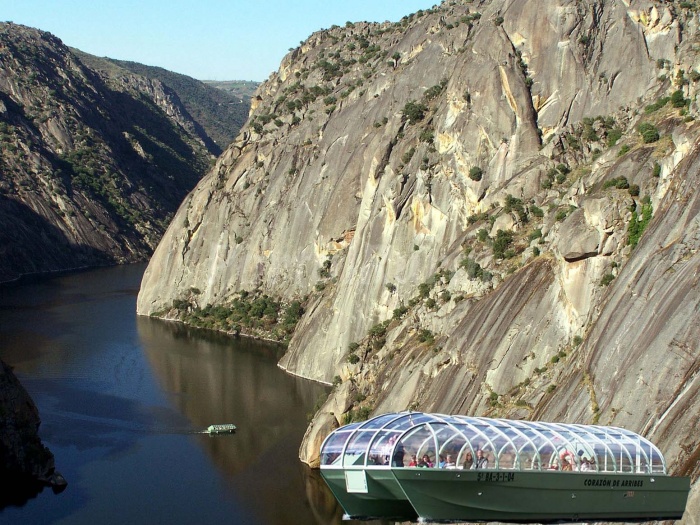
[74,51,252,154]
[203,80,259,102]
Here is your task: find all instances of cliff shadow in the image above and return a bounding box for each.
[0,196,113,283]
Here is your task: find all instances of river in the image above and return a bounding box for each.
[0,264,345,525]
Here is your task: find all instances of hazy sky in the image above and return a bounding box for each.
[3,0,437,81]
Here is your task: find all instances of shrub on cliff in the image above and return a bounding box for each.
[492,230,514,259]
[469,166,483,181]
[638,122,660,143]
[401,100,428,124]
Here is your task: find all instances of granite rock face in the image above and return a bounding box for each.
[138,1,700,519]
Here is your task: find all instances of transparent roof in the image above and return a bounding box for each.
[320,412,667,474]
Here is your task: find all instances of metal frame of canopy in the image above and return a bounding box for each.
[320,411,667,474]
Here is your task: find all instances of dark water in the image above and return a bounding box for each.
[0,264,343,525]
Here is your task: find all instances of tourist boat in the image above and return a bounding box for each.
[319,412,690,522]
[206,423,237,434]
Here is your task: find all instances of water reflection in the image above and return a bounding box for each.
[137,317,345,524]
[0,265,351,524]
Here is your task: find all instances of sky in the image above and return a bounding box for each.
[2,0,438,81]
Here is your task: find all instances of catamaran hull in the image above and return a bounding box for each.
[321,468,418,521]
[391,469,690,523]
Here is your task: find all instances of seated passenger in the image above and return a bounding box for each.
[475,449,488,469]
[418,454,434,468]
[438,454,446,468]
[444,454,456,468]
[463,451,474,469]
[409,454,418,467]
[549,458,560,470]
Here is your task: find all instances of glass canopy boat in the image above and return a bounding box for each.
[320,412,690,523]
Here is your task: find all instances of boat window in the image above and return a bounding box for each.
[321,431,354,466]
[437,426,468,465]
[367,431,401,467]
[343,431,374,467]
[398,426,436,466]
[649,448,665,473]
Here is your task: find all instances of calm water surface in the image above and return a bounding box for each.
[0,264,343,525]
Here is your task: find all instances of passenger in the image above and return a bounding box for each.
[392,443,405,467]
[438,454,446,468]
[444,454,456,468]
[409,454,418,467]
[464,451,474,469]
[579,457,593,472]
[561,458,573,472]
[418,454,434,468]
[549,458,560,470]
[475,449,488,469]
[382,435,397,464]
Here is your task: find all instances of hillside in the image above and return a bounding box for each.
[203,80,259,103]
[137,1,700,521]
[0,23,217,282]
[80,55,252,154]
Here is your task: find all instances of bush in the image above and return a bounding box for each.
[638,122,660,143]
[603,176,629,190]
[401,100,428,124]
[402,147,416,164]
[469,166,483,181]
[671,89,688,108]
[347,353,360,364]
[606,128,623,147]
[600,273,615,286]
[461,257,483,279]
[645,96,670,113]
[423,82,446,101]
[393,305,408,320]
[530,205,544,218]
[493,230,514,258]
[419,129,434,143]
[628,200,653,248]
[529,229,542,241]
[368,321,388,338]
[418,329,435,344]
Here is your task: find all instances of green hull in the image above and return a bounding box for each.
[391,469,690,523]
[320,468,418,521]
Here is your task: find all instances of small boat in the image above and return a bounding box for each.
[206,424,237,434]
[320,412,690,523]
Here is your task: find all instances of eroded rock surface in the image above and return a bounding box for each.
[137,2,700,520]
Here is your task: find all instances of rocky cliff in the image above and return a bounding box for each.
[0,23,243,282]
[137,1,700,521]
[0,359,60,505]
